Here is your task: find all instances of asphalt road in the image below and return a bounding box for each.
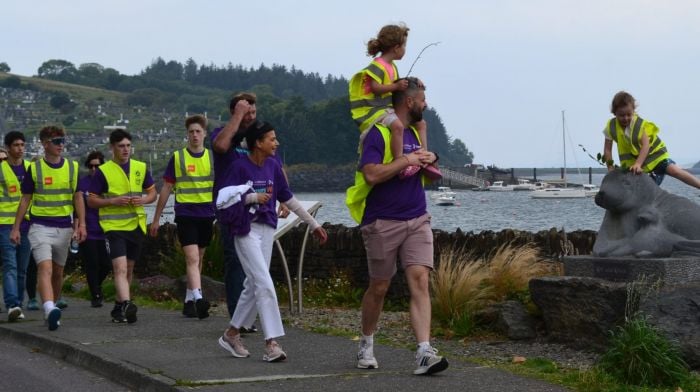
[0,336,129,392]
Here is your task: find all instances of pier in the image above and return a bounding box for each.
[439,167,487,188]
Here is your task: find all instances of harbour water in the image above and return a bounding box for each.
[147,173,700,233]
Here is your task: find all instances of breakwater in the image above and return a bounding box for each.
[123,224,596,299]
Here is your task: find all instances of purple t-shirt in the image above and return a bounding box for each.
[162,149,215,218]
[78,174,104,240]
[20,158,75,228]
[88,160,155,197]
[359,126,427,226]
[0,161,30,232]
[211,125,284,198]
[223,156,292,229]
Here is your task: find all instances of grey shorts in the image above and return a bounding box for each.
[28,224,73,266]
[360,213,434,280]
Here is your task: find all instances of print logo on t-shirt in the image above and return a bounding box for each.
[404,143,421,154]
[44,177,53,185]
[187,164,195,173]
[253,180,271,194]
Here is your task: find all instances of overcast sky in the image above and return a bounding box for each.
[3,0,700,167]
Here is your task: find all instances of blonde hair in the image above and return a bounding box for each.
[367,23,409,57]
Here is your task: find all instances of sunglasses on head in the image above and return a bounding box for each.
[50,137,66,146]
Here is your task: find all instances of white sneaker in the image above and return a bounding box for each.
[414,346,449,375]
[8,306,22,322]
[218,333,249,358]
[263,340,287,362]
[357,338,378,369]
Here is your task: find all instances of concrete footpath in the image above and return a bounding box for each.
[0,300,567,391]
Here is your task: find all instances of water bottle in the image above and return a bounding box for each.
[69,239,79,254]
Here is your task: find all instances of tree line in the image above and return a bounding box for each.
[4,58,475,166]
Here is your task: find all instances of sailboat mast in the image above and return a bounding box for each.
[562,110,567,188]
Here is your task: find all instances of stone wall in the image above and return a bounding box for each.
[131,224,596,299]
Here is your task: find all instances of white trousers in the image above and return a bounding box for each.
[231,222,284,340]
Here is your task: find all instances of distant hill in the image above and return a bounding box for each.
[0,58,475,168]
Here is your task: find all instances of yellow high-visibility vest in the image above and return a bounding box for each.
[349,60,399,133]
[29,158,77,218]
[345,124,425,223]
[0,160,30,224]
[605,115,669,172]
[98,160,147,234]
[173,148,213,204]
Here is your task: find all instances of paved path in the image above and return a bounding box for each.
[0,300,566,391]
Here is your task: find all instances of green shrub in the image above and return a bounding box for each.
[202,225,224,280]
[276,269,363,309]
[598,316,690,388]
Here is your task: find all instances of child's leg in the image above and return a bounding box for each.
[666,164,700,189]
[389,118,405,160]
[416,120,427,150]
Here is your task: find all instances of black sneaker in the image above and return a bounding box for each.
[123,301,137,324]
[182,301,196,318]
[111,303,126,323]
[240,324,258,333]
[195,298,210,320]
[91,295,103,308]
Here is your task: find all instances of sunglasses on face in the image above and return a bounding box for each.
[88,164,100,169]
[50,137,66,146]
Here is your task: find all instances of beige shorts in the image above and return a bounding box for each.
[360,213,434,280]
[28,224,73,266]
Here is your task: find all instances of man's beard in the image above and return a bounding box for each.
[409,105,424,123]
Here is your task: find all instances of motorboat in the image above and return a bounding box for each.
[533,181,551,190]
[431,186,456,198]
[432,186,457,206]
[513,179,537,191]
[435,193,457,206]
[488,181,514,192]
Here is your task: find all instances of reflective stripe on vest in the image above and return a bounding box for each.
[29,159,76,218]
[349,60,399,132]
[607,116,669,172]
[0,160,30,224]
[345,124,427,223]
[173,148,214,204]
[98,160,148,234]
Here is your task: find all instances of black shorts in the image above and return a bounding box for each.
[175,216,215,248]
[105,229,145,261]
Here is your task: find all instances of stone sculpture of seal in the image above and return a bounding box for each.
[593,170,700,257]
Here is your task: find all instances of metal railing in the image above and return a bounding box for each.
[440,167,487,187]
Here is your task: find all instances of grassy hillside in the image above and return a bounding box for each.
[0,73,189,177]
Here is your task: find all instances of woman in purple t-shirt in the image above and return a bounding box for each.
[217,122,327,363]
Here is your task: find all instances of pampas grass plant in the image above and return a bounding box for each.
[431,246,491,335]
[486,242,552,302]
[431,242,558,335]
